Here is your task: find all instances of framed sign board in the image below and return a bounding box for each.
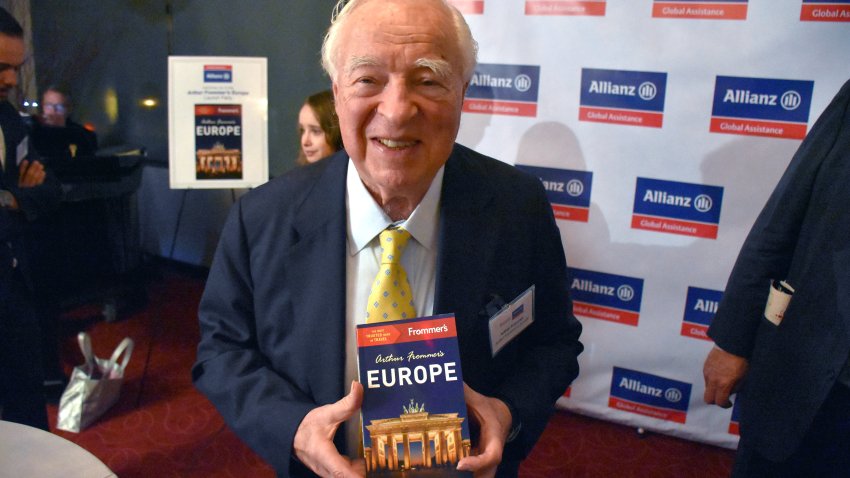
[168,56,268,189]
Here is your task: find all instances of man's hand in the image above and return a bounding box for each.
[703,345,749,408]
[18,159,46,188]
[456,383,513,478]
[293,381,366,478]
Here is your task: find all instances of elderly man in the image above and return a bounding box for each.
[0,6,62,430]
[193,1,583,477]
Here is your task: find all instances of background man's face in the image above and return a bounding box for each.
[0,33,23,102]
[42,90,68,127]
[332,0,467,201]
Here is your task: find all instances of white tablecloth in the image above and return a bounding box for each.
[0,420,116,477]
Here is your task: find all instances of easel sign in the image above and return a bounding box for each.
[168,56,268,189]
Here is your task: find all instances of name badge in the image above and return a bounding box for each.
[764,279,794,326]
[489,285,535,356]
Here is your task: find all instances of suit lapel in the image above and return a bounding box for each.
[434,145,497,318]
[283,155,349,403]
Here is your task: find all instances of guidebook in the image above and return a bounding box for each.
[357,314,472,477]
[194,104,243,180]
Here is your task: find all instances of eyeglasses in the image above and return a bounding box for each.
[43,102,67,113]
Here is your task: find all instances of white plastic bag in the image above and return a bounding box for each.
[56,332,133,432]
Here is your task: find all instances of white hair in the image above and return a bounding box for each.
[321,0,478,83]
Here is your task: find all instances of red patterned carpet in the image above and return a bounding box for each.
[45,261,734,477]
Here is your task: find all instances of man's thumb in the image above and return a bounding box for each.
[333,381,364,421]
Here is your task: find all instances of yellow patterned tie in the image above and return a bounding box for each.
[365,227,417,323]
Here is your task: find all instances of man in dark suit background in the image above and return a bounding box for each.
[31,84,98,164]
[0,6,62,430]
[703,79,850,477]
[193,0,583,477]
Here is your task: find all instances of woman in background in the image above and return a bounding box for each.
[296,90,342,165]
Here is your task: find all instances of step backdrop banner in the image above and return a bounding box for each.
[450,0,850,450]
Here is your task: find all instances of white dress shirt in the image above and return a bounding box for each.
[343,158,444,456]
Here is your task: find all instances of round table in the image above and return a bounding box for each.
[0,420,116,477]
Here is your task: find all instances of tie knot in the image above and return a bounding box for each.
[379,227,411,264]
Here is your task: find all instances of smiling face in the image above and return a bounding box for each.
[331,0,467,218]
[298,103,335,163]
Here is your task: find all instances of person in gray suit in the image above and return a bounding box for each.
[703,79,850,477]
[193,1,583,477]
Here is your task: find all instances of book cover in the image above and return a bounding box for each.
[194,104,243,180]
[357,314,472,477]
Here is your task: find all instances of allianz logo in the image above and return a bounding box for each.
[589,80,657,101]
[470,73,534,92]
[619,377,683,403]
[722,89,802,111]
[542,178,584,197]
[693,298,718,313]
[643,190,713,213]
[572,279,635,302]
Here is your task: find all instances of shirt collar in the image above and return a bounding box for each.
[347,158,444,255]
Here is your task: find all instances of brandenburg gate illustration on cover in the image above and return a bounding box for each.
[364,401,471,472]
[196,142,242,178]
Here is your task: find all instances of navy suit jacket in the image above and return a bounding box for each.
[194,143,583,476]
[0,101,61,291]
[708,79,850,461]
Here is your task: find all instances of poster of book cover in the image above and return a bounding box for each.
[168,56,267,189]
[195,104,242,180]
[357,314,472,477]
